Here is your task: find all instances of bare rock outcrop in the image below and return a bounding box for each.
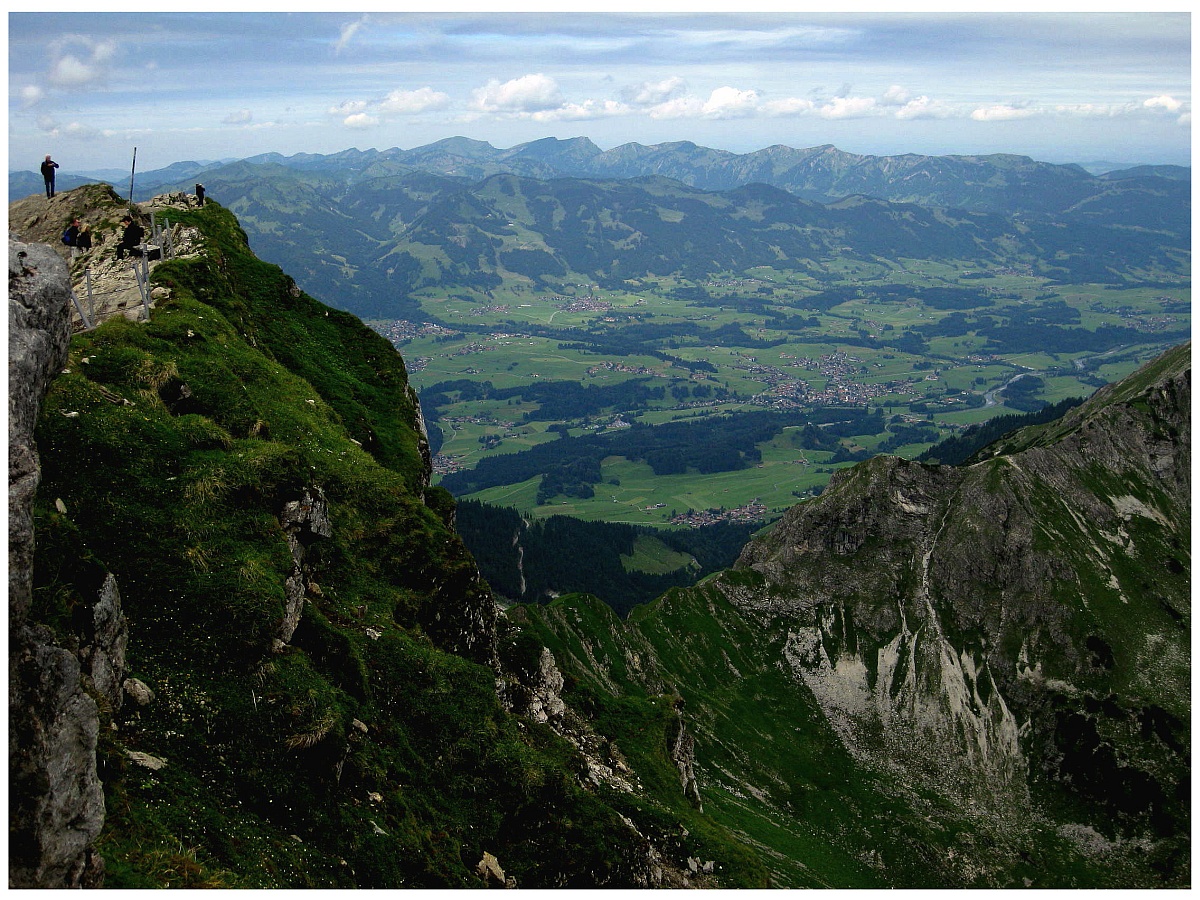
[10,238,121,887]
[9,240,72,619]
[277,487,333,644]
[722,343,1191,878]
[666,700,703,811]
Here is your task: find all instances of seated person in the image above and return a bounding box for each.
[116,216,144,260]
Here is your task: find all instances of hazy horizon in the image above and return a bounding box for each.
[5,136,1189,179]
[9,11,1190,175]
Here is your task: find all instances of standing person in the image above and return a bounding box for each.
[41,155,59,198]
[62,217,81,257]
[195,183,206,206]
[115,216,144,260]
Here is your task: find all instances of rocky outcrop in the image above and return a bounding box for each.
[9,634,106,888]
[9,238,125,887]
[496,631,639,793]
[9,240,72,618]
[723,343,1191,874]
[277,487,332,645]
[666,700,703,811]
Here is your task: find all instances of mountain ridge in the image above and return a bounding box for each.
[12,137,1188,215]
[517,339,1190,887]
[12,195,762,888]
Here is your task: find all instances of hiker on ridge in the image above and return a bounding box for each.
[41,155,59,198]
[63,217,81,256]
[116,215,144,260]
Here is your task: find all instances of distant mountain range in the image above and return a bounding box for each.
[10,138,1189,322]
[12,137,1189,214]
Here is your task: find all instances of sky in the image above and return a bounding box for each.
[6,7,1193,176]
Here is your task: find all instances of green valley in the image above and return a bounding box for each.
[15,140,1185,532]
[385,257,1186,525]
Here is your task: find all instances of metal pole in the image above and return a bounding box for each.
[128,147,137,205]
[132,261,149,320]
[70,290,93,330]
[85,269,94,323]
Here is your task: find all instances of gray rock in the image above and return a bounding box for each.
[84,574,128,713]
[9,239,71,623]
[125,750,167,771]
[277,487,332,643]
[9,627,105,888]
[123,678,155,707]
[8,239,113,888]
[666,702,703,811]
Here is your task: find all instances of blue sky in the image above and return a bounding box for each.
[7,9,1192,175]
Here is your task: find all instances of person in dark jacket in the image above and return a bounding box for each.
[62,217,82,256]
[195,183,206,206]
[41,155,59,198]
[75,224,93,254]
[116,216,144,260]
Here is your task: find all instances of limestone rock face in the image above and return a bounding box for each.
[278,487,333,644]
[724,343,1191,873]
[501,645,567,724]
[8,238,112,888]
[84,574,129,713]
[9,631,105,888]
[9,240,72,621]
[666,701,703,811]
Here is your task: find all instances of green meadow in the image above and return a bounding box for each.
[372,262,1187,525]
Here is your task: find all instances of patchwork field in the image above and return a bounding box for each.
[371,258,1188,526]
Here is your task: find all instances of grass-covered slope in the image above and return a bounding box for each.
[514,343,1190,888]
[27,201,757,887]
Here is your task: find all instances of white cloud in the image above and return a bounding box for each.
[223,109,253,125]
[647,87,761,120]
[1177,112,1191,126]
[379,87,451,116]
[760,97,817,116]
[60,121,100,138]
[819,96,877,119]
[343,112,379,129]
[1144,94,1183,112]
[1052,102,1139,118]
[49,55,96,87]
[90,40,116,64]
[647,96,706,119]
[529,99,630,122]
[20,85,44,108]
[46,36,116,88]
[335,16,369,56]
[703,86,760,118]
[35,114,101,141]
[970,104,1034,121]
[622,76,686,107]
[881,85,910,106]
[328,99,369,117]
[895,96,956,119]
[471,74,563,113]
